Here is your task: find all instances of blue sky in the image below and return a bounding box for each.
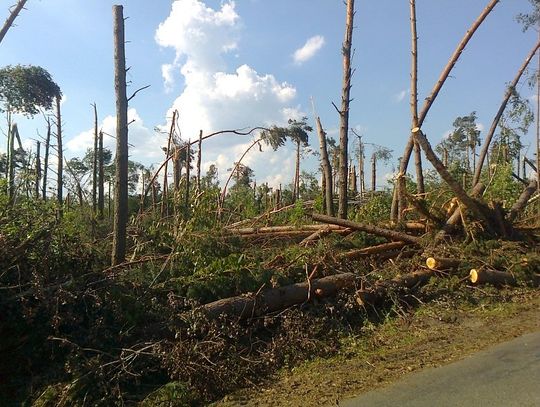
[1,0,538,189]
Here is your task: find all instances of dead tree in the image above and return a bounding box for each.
[196,130,202,191]
[316,116,334,216]
[55,96,63,215]
[98,130,105,219]
[92,103,98,214]
[42,117,51,199]
[35,140,40,199]
[111,5,129,266]
[393,0,500,216]
[337,0,355,219]
[0,0,28,45]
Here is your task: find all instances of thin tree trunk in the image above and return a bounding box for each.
[197,129,202,191]
[338,0,355,219]
[42,117,51,200]
[409,0,424,196]
[92,103,98,214]
[111,5,129,266]
[537,28,540,200]
[0,0,28,45]
[98,130,105,219]
[185,141,191,215]
[35,140,41,199]
[473,39,540,186]
[396,0,499,202]
[161,110,177,216]
[294,139,300,202]
[371,154,376,191]
[7,119,15,202]
[55,96,63,216]
[508,180,538,223]
[316,116,334,216]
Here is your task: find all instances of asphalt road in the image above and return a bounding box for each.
[338,331,540,407]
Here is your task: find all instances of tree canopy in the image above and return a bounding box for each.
[0,64,61,116]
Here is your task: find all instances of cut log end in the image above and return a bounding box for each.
[470,269,480,284]
[426,257,437,270]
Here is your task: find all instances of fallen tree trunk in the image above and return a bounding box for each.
[230,229,351,241]
[312,213,421,245]
[299,226,350,247]
[200,273,356,319]
[356,268,439,306]
[340,241,408,260]
[227,224,346,235]
[425,257,461,270]
[469,269,516,286]
[507,180,538,223]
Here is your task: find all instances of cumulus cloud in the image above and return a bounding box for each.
[293,35,325,65]
[155,0,302,187]
[66,108,164,166]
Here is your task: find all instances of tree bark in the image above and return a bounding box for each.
[35,140,41,199]
[98,130,105,219]
[395,0,499,206]
[316,116,334,216]
[111,5,129,266]
[185,140,191,214]
[228,224,347,235]
[312,213,421,244]
[0,0,28,45]
[338,0,355,219]
[473,39,540,185]
[200,273,356,319]
[55,97,63,215]
[356,268,439,306]
[508,180,538,223]
[469,269,516,286]
[425,257,460,270]
[371,154,376,191]
[413,128,494,232]
[340,241,408,260]
[196,129,202,191]
[92,103,98,214]
[42,117,51,200]
[6,120,15,202]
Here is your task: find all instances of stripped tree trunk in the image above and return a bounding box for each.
[111,5,129,266]
[0,0,28,45]
[35,140,41,199]
[185,141,191,215]
[473,39,540,185]
[316,116,334,216]
[508,180,538,223]
[98,130,105,219]
[338,0,355,219]
[42,117,51,200]
[196,130,202,191]
[55,97,63,216]
[393,0,499,212]
[92,103,98,214]
[6,119,15,202]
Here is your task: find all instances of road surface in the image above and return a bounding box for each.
[339,331,540,407]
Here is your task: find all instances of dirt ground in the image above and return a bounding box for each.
[214,288,540,406]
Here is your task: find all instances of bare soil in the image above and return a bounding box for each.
[214,288,540,406]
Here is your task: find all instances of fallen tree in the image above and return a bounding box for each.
[469,269,516,286]
[340,241,409,260]
[425,257,461,270]
[200,273,356,319]
[312,213,421,245]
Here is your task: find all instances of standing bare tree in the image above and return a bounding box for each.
[337,0,355,219]
[316,116,334,216]
[98,130,105,219]
[0,0,28,45]
[55,96,63,215]
[111,5,129,265]
[42,117,50,199]
[35,140,40,199]
[393,0,499,215]
[92,103,98,214]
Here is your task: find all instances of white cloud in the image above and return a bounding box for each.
[66,108,164,166]
[155,0,302,187]
[393,89,408,103]
[293,35,325,65]
[476,122,485,132]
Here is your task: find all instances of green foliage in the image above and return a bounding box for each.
[0,65,61,116]
[483,162,522,207]
[354,190,393,224]
[436,112,480,171]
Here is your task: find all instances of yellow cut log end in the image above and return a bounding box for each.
[470,269,479,284]
[426,257,438,270]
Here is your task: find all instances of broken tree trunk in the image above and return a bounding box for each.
[469,269,516,286]
[394,0,500,214]
[316,116,334,216]
[0,0,28,45]
[413,128,496,234]
[312,213,421,245]
[200,273,356,319]
[356,268,439,306]
[299,226,350,247]
[340,241,408,260]
[426,257,460,270]
[507,180,538,223]
[227,224,347,235]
